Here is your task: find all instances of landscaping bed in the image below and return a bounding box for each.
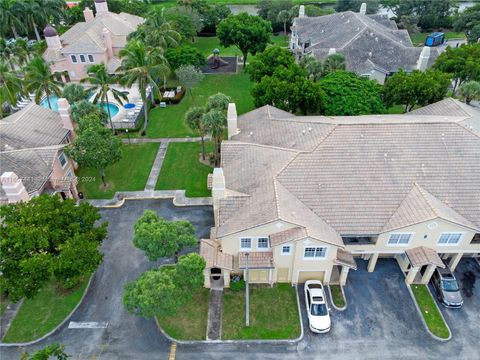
[329,285,346,308]
[156,142,213,197]
[222,284,301,340]
[156,288,210,340]
[410,284,450,339]
[2,278,89,343]
[77,143,160,199]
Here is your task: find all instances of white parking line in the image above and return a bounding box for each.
[68,321,108,329]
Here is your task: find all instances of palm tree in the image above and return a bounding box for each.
[62,83,86,104]
[131,8,181,49]
[119,40,170,135]
[81,64,127,133]
[300,55,323,82]
[203,109,227,166]
[323,53,346,74]
[277,10,292,35]
[0,38,17,71]
[458,81,480,105]
[0,61,25,117]
[185,106,207,160]
[0,0,24,39]
[24,57,62,110]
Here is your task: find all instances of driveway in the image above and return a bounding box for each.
[0,199,213,360]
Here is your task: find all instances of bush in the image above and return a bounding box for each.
[230,279,246,292]
[165,46,206,70]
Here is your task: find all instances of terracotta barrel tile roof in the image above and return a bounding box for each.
[334,249,357,270]
[269,226,307,247]
[199,239,233,270]
[405,246,445,268]
[239,251,274,269]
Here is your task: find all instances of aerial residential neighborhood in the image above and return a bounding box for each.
[0,0,479,359]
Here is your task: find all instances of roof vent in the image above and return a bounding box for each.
[302,130,306,135]
[308,127,312,132]
[375,37,378,41]
[249,131,253,136]
[368,51,372,57]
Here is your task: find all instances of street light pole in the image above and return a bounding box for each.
[126,128,130,144]
[245,252,250,327]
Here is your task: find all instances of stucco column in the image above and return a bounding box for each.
[204,268,211,288]
[223,271,230,288]
[339,266,350,286]
[368,253,379,272]
[448,253,463,272]
[421,264,436,284]
[405,267,419,284]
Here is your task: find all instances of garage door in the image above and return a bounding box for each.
[297,271,325,283]
[249,270,269,283]
[277,268,289,282]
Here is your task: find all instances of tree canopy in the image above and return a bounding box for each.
[454,3,480,43]
[247,46,295,83]
[457,81,480,105]
[0,195,106,301]
[70,99,108,124]
[336,0,379,14]
[319,71,385,115]
[217,13,272,67]
[133,210,197,261]
[165,46,206,71]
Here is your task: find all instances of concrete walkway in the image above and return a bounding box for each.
[206,290,223,341]
[0,300,23,340]
[145,142,168,191]
[122,137,209,144]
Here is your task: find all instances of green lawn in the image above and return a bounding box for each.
[157,288,210,340]
[147,72,254,138]
[77,143,160,199]
[3,278,89,343]
[222,284,301,340]
[152,0,331,7]
[156,142,213,197]
[329,285,346,308]
[192,35,288,57]
[409,31,466,46]
[410,284,450,339]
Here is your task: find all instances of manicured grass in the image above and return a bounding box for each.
[410,284,450,339]
[3,278,89,343]
[385,104,407,114]
[156,142,213,197]
[409,31,466,46]
[157,288,210,340]
[329,285,346,308]
[222,284,301,340]
[192,35,288,57]
[147,72,254,138]
[77,143,160,199]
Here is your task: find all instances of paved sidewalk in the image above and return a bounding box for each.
[0,300,23,341]
[122,137,209,144]
[145,142,168,191]
[206,290,223,341]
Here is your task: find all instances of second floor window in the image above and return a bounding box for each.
[240,237,252,250]
[304,247,327,259]
[58,152,67,168]
[388,233,412,246]
[70,55,77,63]
[88,54,94,63]
[80,54,86,63]
[438,233,462,245]
[257,237,269,249]
[282,245,291,255]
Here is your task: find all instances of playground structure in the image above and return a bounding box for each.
[201,48,238,74]
[207,48,230,69]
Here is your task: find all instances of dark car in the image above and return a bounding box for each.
[431,266,463,308]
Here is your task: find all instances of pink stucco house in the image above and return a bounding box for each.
[43,0,143,82]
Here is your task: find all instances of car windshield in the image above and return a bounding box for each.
[442,279,459,292]
[311,303,328,316]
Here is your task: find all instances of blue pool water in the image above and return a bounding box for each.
[40,95,120,117]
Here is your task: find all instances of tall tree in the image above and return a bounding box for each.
[202,108,226,167]
[277,10,292,35]
[0,60,25,113]
[300,55,324,82]
[247,46,295,82]
[0,195,106,301]
[165,46,206,71]
[70,99,108,124]
[185,106,208,160]
[257,0,293,33]
[62,83,86,104]
[24,57,63,110]
[133,210,197,262]
[81,64,127,133]
[217,13,272,67]
[66,115,123,187]
[323,53,346,74]
[336,0,379,14]
[457,81,480,105]
[0,0,24,39]
[454,4,480,43]
[175,65,204,103]
[119,40,170,135]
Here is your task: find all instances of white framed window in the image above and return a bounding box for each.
[257,237,269,249]
[281,245,291,255]
[70,55,77,64]
[303,246,327,259]
[387,233,412,246]
[58,152,68,168]
[88,54,94,63]
[437,233,462,246]
[79,54,86,63]
[240,237,252,250]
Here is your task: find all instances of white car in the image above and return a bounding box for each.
[304,280,331,333]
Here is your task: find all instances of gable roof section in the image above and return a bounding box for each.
[269,226,308,247]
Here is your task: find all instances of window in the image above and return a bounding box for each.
[79,54,86,63]
[438,233,462,245]
[70,55,77,63]
[304,247,327,259]
[388,233,412,246]
[257,237,269,249]
[281,245,291,255]
[240,237,252,250]
[88,54,94,63]
[58,152,67,168]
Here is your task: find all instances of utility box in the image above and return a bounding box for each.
[425,32,445,47]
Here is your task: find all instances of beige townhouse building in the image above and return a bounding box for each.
[200,98,480,288]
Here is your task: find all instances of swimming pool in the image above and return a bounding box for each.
[40,95,120,117]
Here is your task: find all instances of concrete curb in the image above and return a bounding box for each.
[327,285,347,312]
[406,284,452,342]
[0,273,95,347]
[154,285,304,345]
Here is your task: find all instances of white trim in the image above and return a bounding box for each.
[256,236,270,251]
[437,232,464,246]
[87,54,94,63]
[239,237,252,251]
[281,244,292,255]
[70,54,77,64]
[296,269,329,284]
[303,246,328,260]
[58,152,68,169]
[79,54,86,63]
[386,232,414,246]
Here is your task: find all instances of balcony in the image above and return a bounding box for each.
[342,236,377,245]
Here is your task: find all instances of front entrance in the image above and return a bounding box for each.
[297,270,325,283]
[249,269,269,283]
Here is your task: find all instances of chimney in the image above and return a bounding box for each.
[94,0,109,16]
[102,28,113,58]
[57,98,75,135]
[1,172,30,203]
[328,48,336,55]
[416,46,431,71]
[227,103,238,139]
[44,25,61,50]
[359,3,367,15]
[212,168,226,202]
[299,5,305,18]
[83,7,94,22]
